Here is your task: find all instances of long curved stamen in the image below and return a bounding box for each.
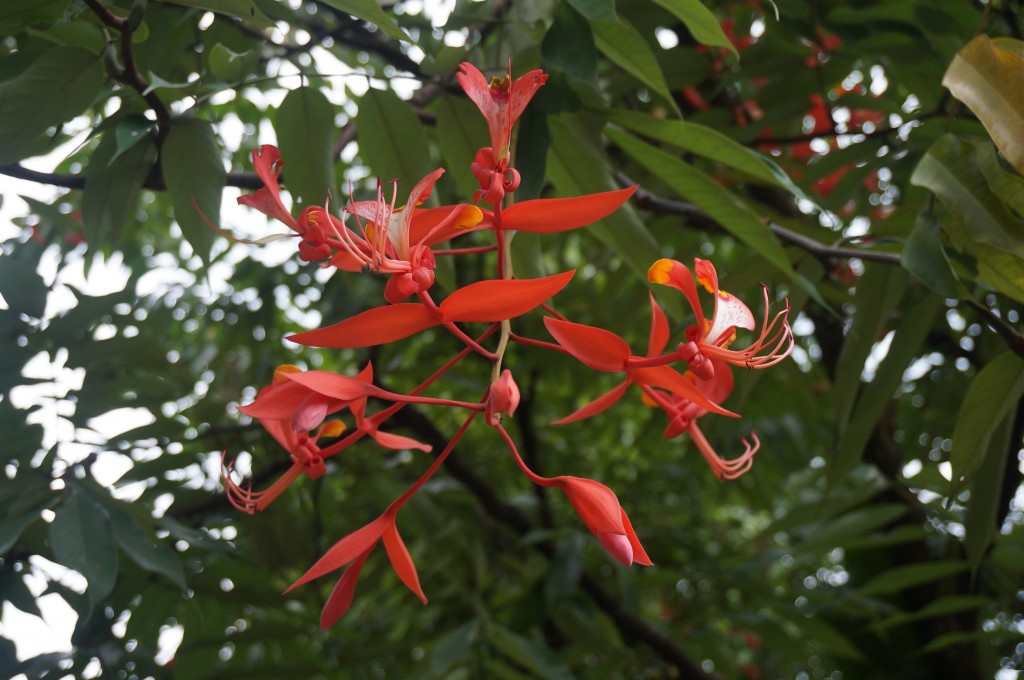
[688,424,760,481]
[222,455,304,514]
[703,289,793,368]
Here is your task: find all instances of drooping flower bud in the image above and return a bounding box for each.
[485,369,521,426]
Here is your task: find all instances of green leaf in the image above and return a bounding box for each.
[0,257,47,318]
[566,0,617,22]
[874,595,990,632]
[911,134,1024,303]
[901,211,969,299]
[593,17,678,113]
[83,129,156,247]
[859,560,968,597]
[105,501,187,589]
[546,115,660,277]
[797,504,907,554]
[488,626,575,680]
[0,47,104,164]
[429,621,480,677]
[942,35,1024,174]
[605,109,814,206]
[650,0,737,59]
[0,0,70,31]
[834,265,909,433]
[770,607,865,662]
[275,87,337,210]
[317,0,413,44]
[434,94,489,199]
[162,117,226,263]
[208,43,258,82]
[541,1,598,84]
[356,89,433,192]
[831,295,942,483]
[49,492,118,609]
[112,115,153,163]
[0,512,39,554]
[158,0,274,29]
[606,127,794,277]
[950,351,1024,495]
[964,410,1013,575]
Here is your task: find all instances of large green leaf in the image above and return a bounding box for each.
[900,211,968,299]
[942,35,1024,174]
[162,117,226,263]
[830,295,942,482]
[606,109,798,190]
[593,17,677,113]
[566,0,617,22]
[859,561,968,597]
[950,351,1024,495]
[0,47,104,163]
[911,134,1024,303]
[546,115,659,276]
[275,86,337,210]
[834,265,908,434]
[542,0,599,84]
[0,257,47,319]
[650,0,737,58]
[0,0,70,30]
[49,492,118,609]
[105,500,187,589]
[158,0,274,29]
[356,89,434,194]
[83,128,157,247]
[434,94,489,199]
[317,0,413,44]
[606,127,794,277]
[964,409,1013,575]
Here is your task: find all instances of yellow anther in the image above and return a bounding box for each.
[648,259,673,284]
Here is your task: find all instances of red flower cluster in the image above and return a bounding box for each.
[223,60,792,626]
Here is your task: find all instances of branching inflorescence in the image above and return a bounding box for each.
[222,60,794,628]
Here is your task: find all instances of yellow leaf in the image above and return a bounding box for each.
[942,35,1024,175]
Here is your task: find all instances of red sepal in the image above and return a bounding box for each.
[501,186,636,234]
[440,271,574,323]
[320,551,371,629]
[554,380,631,425]
[543,317,631,372]
[628,365,736,417]
[287,516,388,591]
[288,304,440,348]
[382,522,427,604]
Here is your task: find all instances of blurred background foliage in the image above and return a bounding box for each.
[1,0,1024,678]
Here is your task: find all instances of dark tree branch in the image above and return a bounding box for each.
[83,0,172,133]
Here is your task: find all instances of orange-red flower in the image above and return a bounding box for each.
[332,170,483,302]
[457,61,547,162]
[647,258,793,379]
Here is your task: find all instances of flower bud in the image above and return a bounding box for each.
[485,369,520,425]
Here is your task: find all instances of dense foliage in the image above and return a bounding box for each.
[2,0,1024,678]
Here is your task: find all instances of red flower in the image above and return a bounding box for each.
[555,476,652,567]
[647,258,793,378]
[456,61,547,161]
[542,294,736,421]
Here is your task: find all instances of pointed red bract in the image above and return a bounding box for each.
[555,476,652,567]
[289,304,440,348]
[287,516,389,591]
[320,551,371,629]
[502,186,637,234]
[543,317,632,372]
[554,380,631,425]
[382,523,427,604]
[440,271,574,323]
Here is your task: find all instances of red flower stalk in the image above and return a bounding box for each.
[496,424,652,567]
[647,258,793,378]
